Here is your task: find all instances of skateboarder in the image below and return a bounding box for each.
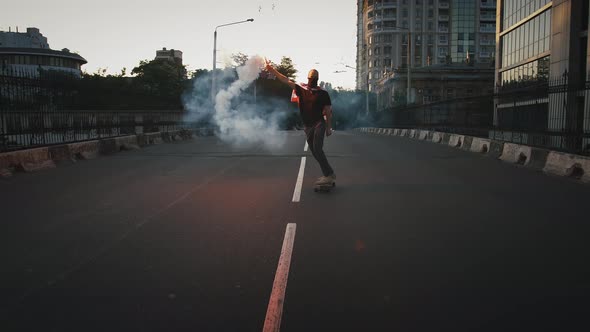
[264,60,336,185]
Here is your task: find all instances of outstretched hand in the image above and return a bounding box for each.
[264,58,274,72]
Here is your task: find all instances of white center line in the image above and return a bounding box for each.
[292,157,306,203]
[304,141,308,152]
[263,223,297,332]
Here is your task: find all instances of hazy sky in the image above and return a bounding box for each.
[1,0,358,89]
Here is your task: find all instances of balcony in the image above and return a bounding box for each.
[374,1,398,9]
[439,2,449,9]
[438,15,449,21]
[480,13,495,21]
[480,1,496,8]
[480,39,494,45]
[438,26,449,33]
[479,26,495,33]
[438,52,448,58]
[480,51,492,58]
[438,39,449,45]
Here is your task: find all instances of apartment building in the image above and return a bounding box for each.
[356,0,497,92]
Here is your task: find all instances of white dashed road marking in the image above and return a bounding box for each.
[262,223,297,332]
[292,157,306,203]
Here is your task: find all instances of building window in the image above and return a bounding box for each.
[500,10,551,68]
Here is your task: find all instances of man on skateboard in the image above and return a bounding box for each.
[265,60,336,186]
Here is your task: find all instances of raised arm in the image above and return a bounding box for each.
[265,59,296,90]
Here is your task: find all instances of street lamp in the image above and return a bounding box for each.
[211,18,254,102]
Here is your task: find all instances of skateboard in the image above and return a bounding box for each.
[314,181,335,193]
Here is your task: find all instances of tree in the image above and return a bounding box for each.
[231,53,249,67]
[131,58,187,98]
[276,57,297,80]
[192,68,210,79]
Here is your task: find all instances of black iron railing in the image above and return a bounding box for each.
[0,110,193,152]
[0,68,198,152]
[379,79,590,155]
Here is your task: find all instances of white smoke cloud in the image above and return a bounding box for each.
[183,55,288,151]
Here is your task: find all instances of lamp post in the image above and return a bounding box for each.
[211,18,254,103]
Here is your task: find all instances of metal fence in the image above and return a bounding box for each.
[0,69,195,152]
[381,79,590,155]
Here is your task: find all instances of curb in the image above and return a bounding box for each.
[356,127,589,184]
[0,128,211,178]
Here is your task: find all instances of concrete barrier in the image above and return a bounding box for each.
[442,133,451,144]
[68,141,99,160]
[544,152,590,182]
[1,129,199,178]
[448,134,464,148]
[0,147,51,170]
[500,143,531,165]
[145,132,164,145]
[488,140,504,159]
[114,135,140,151]
[470,138,491,154]
[461,136,473,151]
[432,132,443,143]
[48,145,72,163]
[499,142,550,170]
[418,130,428,140]
[355,127,589,184]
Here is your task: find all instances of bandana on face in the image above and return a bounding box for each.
[307,78,318,88]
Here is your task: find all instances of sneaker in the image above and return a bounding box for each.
[315,176,332,185]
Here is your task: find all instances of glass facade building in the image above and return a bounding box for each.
[498,1,551,89]
[495,0,590,151]
[450,0,476,63]
[356,0,497,92]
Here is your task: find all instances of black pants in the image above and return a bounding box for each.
[304,121,334,177]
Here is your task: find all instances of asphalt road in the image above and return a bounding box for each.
[1,130,589,331]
